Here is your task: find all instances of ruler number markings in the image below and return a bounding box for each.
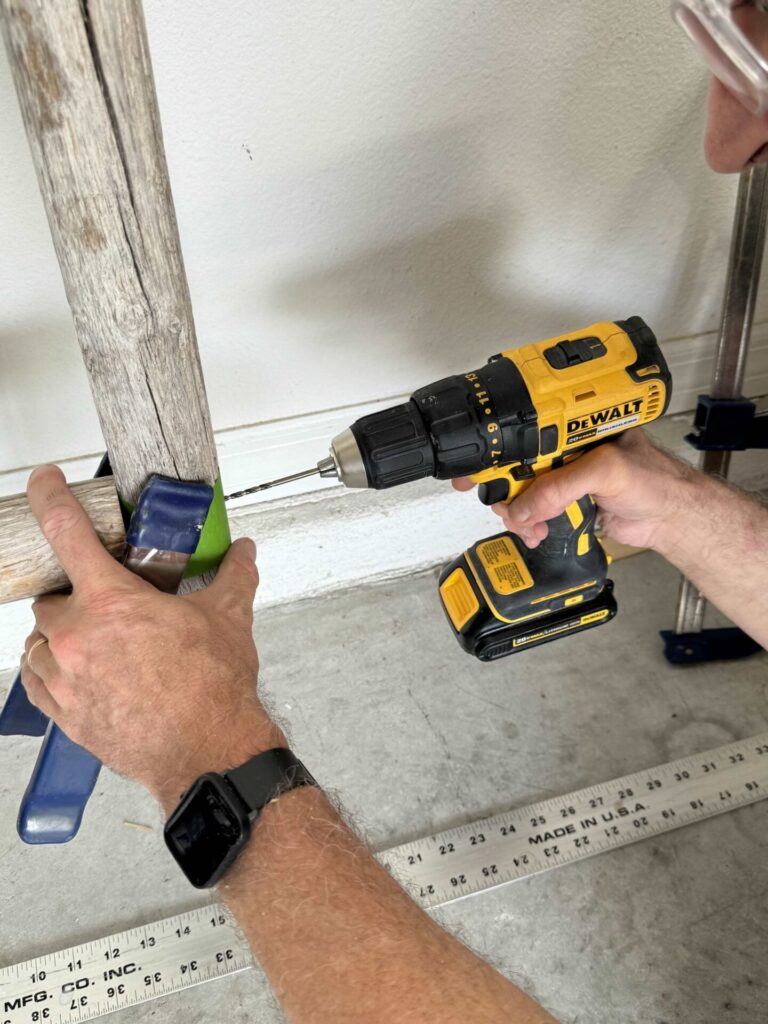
[383,732,768,908]
[2,733,767,1023]
[0,906,252,1024]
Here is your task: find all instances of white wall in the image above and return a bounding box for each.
[1,0,766,481]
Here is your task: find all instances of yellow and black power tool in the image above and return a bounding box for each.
[227,317,671,660]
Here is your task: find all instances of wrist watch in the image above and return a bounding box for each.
[164,748,316,888]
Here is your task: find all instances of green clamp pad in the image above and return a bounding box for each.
[183,477,231,578]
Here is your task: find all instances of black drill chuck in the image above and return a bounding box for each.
[350,402,435,489]
[349,358,537,489]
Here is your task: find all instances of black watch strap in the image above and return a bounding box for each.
[164,748,316,889]
[225,747,316,818]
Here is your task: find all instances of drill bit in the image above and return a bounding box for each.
[224,467,321,501]
[224,457,338,502]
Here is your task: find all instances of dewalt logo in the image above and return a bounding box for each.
[567,399,643,435]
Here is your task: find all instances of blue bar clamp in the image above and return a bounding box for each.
[0,459,214,844]
[660,394,766,665]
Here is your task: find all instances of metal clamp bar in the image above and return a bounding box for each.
[673,164,768,638]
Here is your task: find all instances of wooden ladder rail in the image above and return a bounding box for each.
[0,0,229,605]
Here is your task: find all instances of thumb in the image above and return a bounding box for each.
[503,447,624,528]
[204,537,259,614]
[451,477,476,492]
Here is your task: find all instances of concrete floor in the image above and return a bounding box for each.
[1,551,767,1023]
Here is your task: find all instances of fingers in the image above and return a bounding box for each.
[27,465,122,595]
[523,523,550,548]
[31,593,70,640]
[204,537,259,615]
[491,504,549,548]
[451,477,476,492]
[492,509,549,549]
[19,656,61,720]
[499,447,623,531]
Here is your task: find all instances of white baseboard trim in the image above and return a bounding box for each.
[2,322,768,505]
[1,326,767,672]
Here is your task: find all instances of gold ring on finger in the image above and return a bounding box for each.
[27,636,49,672]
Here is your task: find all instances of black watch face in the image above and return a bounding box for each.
[164,775,250,888]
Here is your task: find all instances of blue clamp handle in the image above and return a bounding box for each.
[0,671,49,737]
[1,669,103,843]
[17,724,101,843]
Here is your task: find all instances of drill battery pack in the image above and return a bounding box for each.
[439,528,617,661]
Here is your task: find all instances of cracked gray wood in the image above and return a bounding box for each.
[1,0,220,508]
[0,479,124,604]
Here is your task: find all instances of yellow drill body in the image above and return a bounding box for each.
[429,317,671,659]
[470,320,667,504]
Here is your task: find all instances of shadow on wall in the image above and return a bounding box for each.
[212,118,571,395]
[256,78,730,400]
[268,209,586,378]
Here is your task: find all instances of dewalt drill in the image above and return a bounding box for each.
[227,317,671,660]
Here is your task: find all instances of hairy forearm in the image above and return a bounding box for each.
[154,720,554,1024]
[656,468,768,646]
[215,786,555,1024]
